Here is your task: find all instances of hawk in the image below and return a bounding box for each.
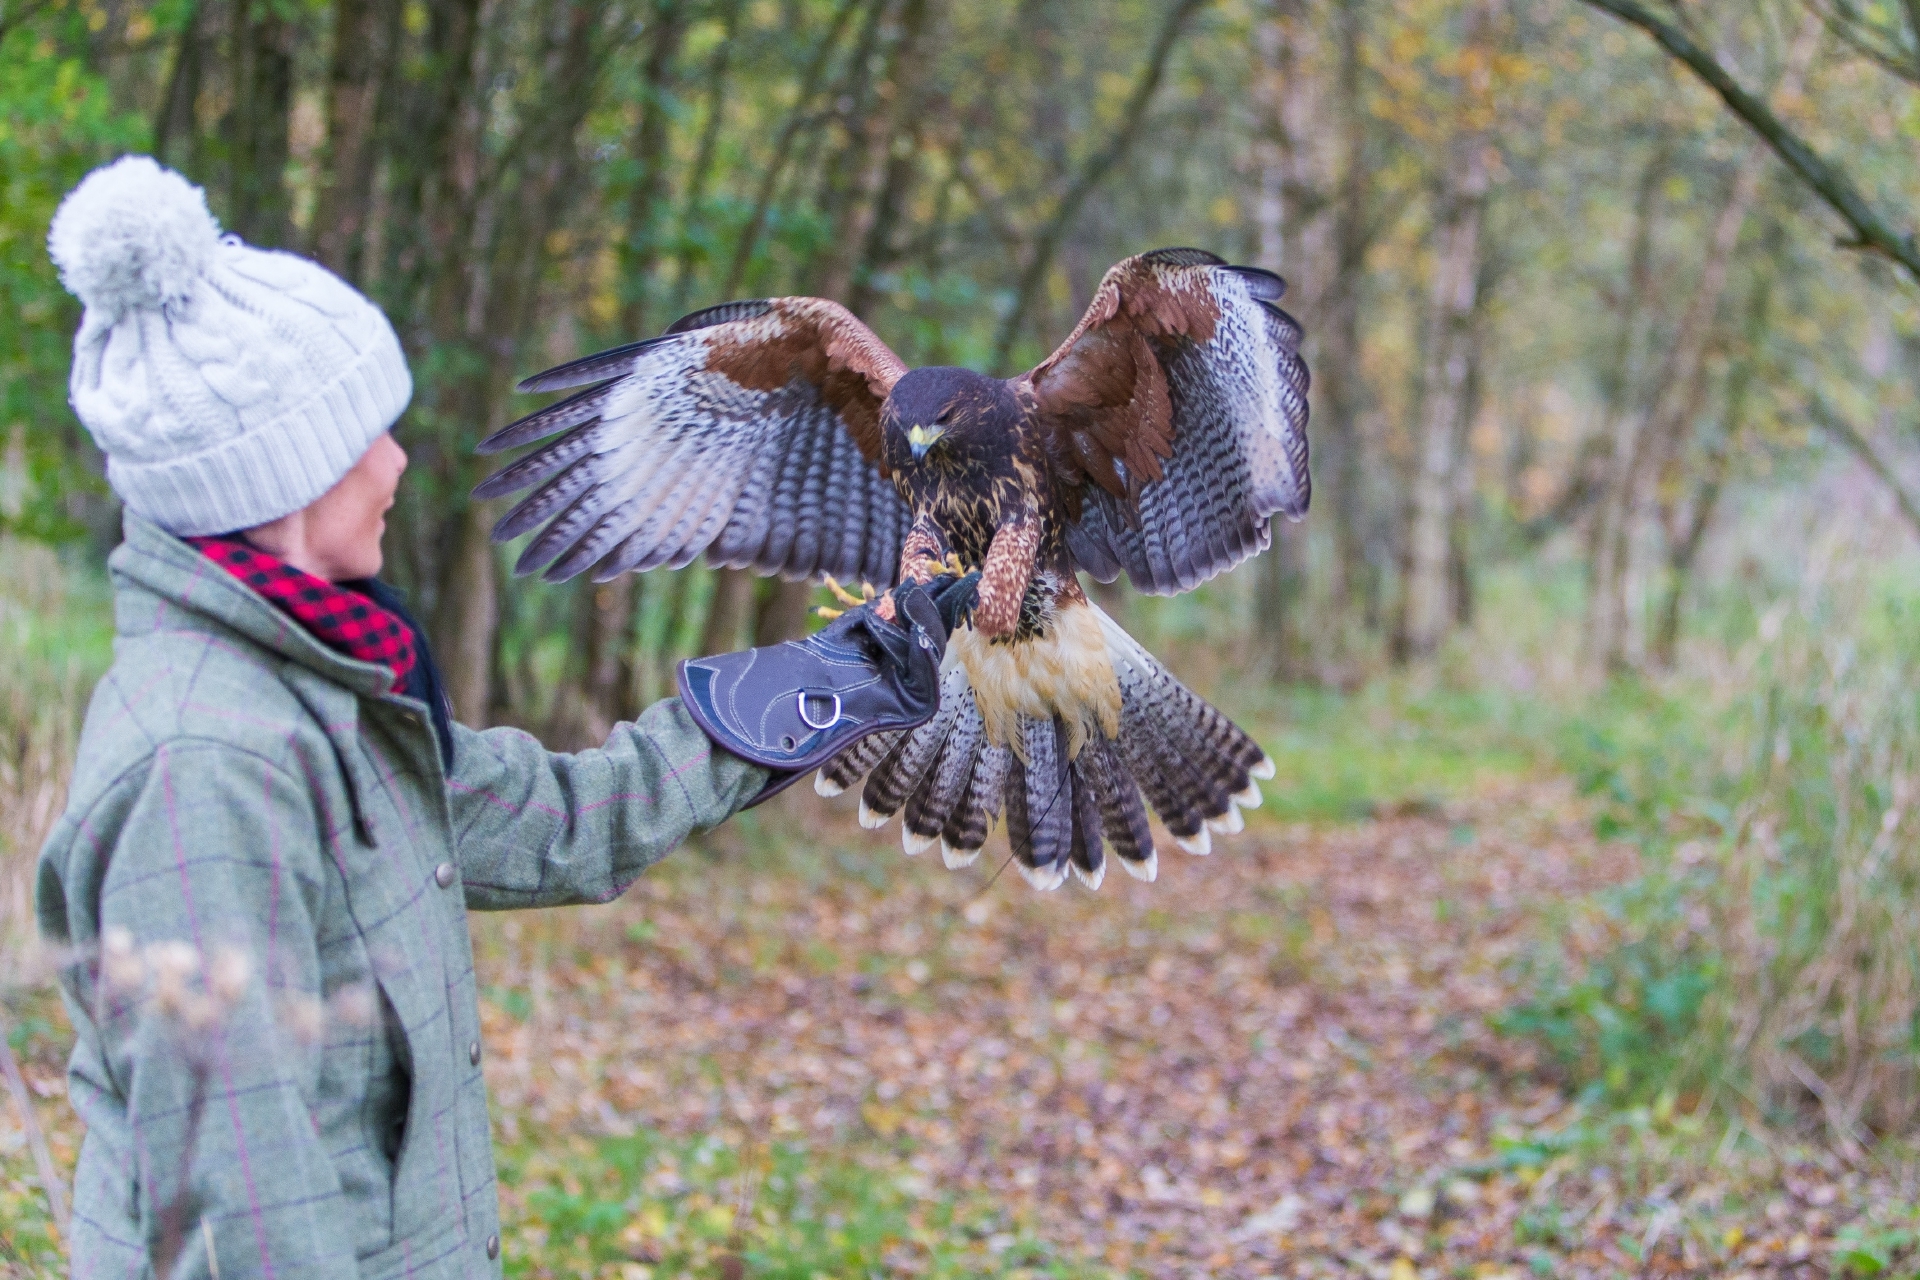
[475,248,1310,889]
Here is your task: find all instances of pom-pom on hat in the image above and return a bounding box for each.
[48,155,411,536]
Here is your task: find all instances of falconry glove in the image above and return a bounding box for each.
[679,573,980,807]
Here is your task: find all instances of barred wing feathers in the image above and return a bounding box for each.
[475,297,913,585]
[1025,248,1311,596]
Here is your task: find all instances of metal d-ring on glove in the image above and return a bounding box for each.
[677,572,981,807]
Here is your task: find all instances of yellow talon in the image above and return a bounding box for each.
[817,574,880,619]
[941,552,968,577]
[822,574,869,608]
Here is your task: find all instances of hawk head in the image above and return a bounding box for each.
[882,366,1010,468]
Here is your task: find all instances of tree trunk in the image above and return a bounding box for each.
[666,0,745,317]
[152,1,206,171]
[699,568,757,656]
[547,576,638,748]
[552,0,688,734]
[438,503,500,725]
[1396,149,1487,662]
[226,0,294,246]
[615,0,690,340]
[1651,437,1728,668]
[1588,13,1817,672]
[717,0,864,296]
[1249,1,1313,678]
[311,0,393,281]
[989,0,1209,371]
[845,0,934,317]
[1319,0,1370,620]
[1580,148,1668,665]
[1448,276,1493,628]
[755,579,816,647]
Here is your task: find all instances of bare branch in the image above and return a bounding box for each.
[989,0,1212,371]
[1806,394,1920,539]
[1805,0,1920,84]
[1579,0,1920,285]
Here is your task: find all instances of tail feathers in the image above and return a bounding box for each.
[1078,734,1156,880]
[1006,716,1074,891]
[902,694,986,854]
[817,729,900,796]
[859,668,968,826]
[1066,754,1106,889]
[1114,703,1210,841]
[815,603,1269,891]
[941,743,1009,865]
[1102,613,1268,847]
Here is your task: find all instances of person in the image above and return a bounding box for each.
[34,155,971,1280]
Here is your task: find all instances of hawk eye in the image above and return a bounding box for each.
[936,408,954,425]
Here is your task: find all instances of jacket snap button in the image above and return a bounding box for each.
[486,1233,500,1260]
[434,862,456,889]
[469,1040,481,1065]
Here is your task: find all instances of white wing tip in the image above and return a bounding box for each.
[1206,806,1245,836]
[1233,781,1263,809]
[902,826,934,855]
[1250,755,1276,780]
[1017,860,1068,891]
[814,771,844,798]
[1121,849,1159,882]
[1069,860,1106,890]
[940,839,981,869]
[1174,826,1212,856]
[858,799,889,830]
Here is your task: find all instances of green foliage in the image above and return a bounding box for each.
[1251,680,1537,823]
[1834,1218,1920,1278]
[495,1128,1094,1279]
[0,2,148,542]
[1495,874,1719,1101]
[1497,556,1920,1127]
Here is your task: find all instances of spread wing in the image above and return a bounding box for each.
[1021,247,1310,595]
[474,297,913,585]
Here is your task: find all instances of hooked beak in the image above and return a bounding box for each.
[906,423,945,461]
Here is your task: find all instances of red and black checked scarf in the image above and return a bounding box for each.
[189,536,417,693]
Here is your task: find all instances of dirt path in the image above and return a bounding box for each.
[477,776,1787,1277]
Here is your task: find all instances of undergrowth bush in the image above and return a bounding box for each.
[0,536,112,966]
[1501,546,1920,1138]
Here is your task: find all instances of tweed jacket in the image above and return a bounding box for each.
[36,516,765,1280]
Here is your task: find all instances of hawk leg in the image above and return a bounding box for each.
[974,520,1039,639]
[899,515,947,585]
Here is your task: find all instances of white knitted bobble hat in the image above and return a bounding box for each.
[48,155,412,536]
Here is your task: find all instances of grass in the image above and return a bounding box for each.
[495,1129,1094,1279]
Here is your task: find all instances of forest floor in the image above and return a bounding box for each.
[2,752,1915,1278]
[469,770,1915,1279]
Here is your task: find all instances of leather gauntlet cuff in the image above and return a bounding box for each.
[678,578,970,808]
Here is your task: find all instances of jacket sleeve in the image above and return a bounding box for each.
[55,742,361,1280]
[446,696,767,910]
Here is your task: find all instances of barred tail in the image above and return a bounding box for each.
[813,603,1271,890]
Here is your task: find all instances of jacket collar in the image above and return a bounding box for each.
[111,514,399,701]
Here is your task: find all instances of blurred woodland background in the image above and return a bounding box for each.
[8,0,1920,1272]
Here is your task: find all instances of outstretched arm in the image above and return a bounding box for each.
[447,699,766,910]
